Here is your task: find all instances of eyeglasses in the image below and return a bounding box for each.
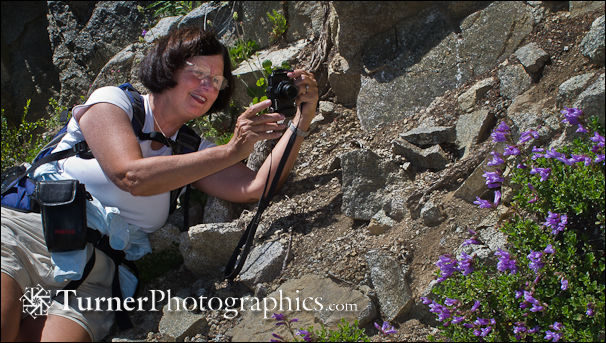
[184,61,228,91]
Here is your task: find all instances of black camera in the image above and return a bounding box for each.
[266,69,298,116]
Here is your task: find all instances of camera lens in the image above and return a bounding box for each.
[278,82,298,101]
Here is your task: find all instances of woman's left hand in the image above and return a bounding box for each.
[287,69,318,121]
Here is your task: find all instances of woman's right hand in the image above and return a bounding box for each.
[227,99,286,159]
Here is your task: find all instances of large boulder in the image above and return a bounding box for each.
[357,1,534,130]
[47,1,145,107]
[1,2,60,123]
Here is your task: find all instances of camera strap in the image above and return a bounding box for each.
[224,118,300,280]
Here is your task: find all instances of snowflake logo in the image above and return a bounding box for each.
[20,284,52,319]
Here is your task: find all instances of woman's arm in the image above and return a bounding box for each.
[194,69,318,203]
[77,101,283,196]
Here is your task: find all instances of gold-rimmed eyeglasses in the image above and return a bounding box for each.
[185,61,228,91]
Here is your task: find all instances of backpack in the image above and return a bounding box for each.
[1,83,201,230]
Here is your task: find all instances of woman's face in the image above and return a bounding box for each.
[171,54,225,119]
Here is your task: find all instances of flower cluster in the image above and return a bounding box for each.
[495,248,518,274]
[476,109,604,212]
[435,251,476,283]
[374,321,397,336]
[543,211,568,235]
[425,107,604,342]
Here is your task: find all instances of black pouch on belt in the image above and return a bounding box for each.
[34,180,89,253]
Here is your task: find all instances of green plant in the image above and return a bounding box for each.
[229,39,260,67]
[424,108,605,342]
[228,11,260,67]
[267,9,288,42]
[189,114,233,146]
[1,98,65,171]
[146,1,200,19]
[270,313,380,342]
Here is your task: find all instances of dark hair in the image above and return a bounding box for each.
[139,26,233,113]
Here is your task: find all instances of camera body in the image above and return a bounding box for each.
[266,69,298,116]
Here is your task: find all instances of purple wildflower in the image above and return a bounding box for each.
[504,145,521,156]
[272,313,286,321]
[445,298,460,307]
[560,279,568,290]
[530,167,551,182]
[429,302,452,322]
[544,244,555,254]
[515,290,523,299]
[596,154,605,164]
[561,107,583,126]
[436,255,458,282]
[473,190,501,209]
[543,211,568,235]
[141,29,148,37]
[545,148,565,160]
[527,250,544,273]
[576,124,588,133]
[480,326,492,337]
[271,333,284,342]
[420,297,432,305]
[586,303,595,317]
[495,249,517,274]
[519,130,539,144]
[470,300,481,312]
[374,321,397,336]
[590,131,605,148]
[513,322,527,334]
[545,330,563,342]
[531,146,545,160]
[474,197,493,209]
[487,151,505,166]
[550,322,563,331]
[462,238,481,246]
[530,303,545,312]
[483,170,504,188]
[491,121,511,142]
[457,252,473,275]
[296,330,313,342]
[528,326,540,334]
[452,316,465,324]
[474,318,491,326]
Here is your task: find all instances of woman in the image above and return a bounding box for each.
[1,26,317,341]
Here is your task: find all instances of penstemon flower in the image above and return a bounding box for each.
[436,255,458,282]
[543,211,568,235]
[495,249,517,274]
[527,250,544,273]
[374,321,398,336]
[491,121,511,142]
[530,166,551,182]
[487,151,505,166]
[504,145,521,156]
[560,107,583,126]
[483,170,504,188]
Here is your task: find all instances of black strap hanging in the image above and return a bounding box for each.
[224,117,301,280]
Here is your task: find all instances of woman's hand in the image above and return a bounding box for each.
[228,99,286,160]
[287,69,318,122]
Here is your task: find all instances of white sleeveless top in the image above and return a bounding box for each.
[51,86,215,232]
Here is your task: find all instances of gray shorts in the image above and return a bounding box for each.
[1,207,115,341]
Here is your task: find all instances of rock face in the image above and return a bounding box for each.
[356,1,534,130]
[1,2,59,122]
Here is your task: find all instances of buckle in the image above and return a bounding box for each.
[73,141,89,153]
